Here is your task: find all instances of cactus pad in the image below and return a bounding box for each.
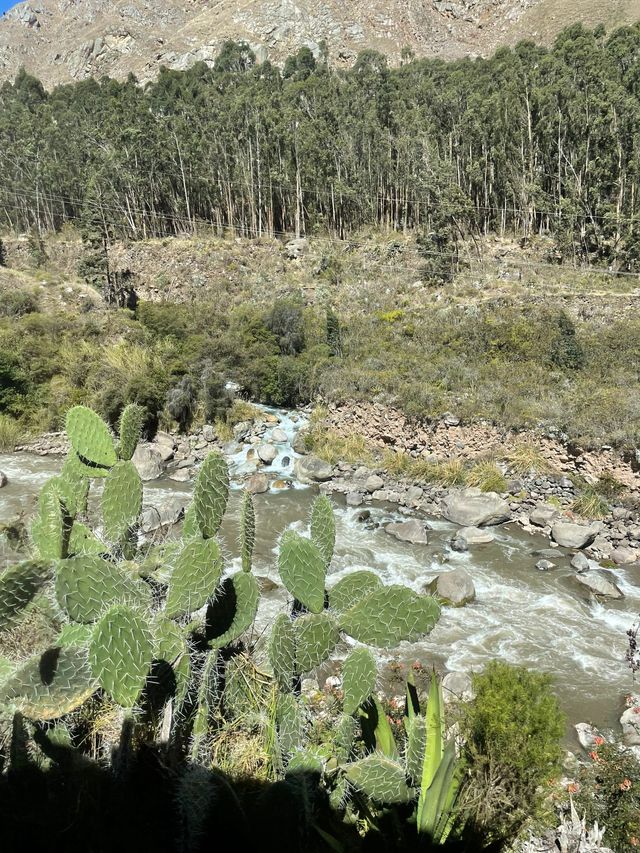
[165,538,223,619]
[56,622,94,648]
[31,488,67,559]
[276,693,305,759]
[153,616,190,703]
[268,613,296,692]
[193,452,229,539]
[342,647,377,714]
[181,503,199,539]
[66,406,117,470]
[310,495,335,567]
[0,646,97,720]
[328,571,383,614]
[117,403,145,461]
[335,713,358,762]
[56,555,151,623]
[293,612,340,672]
[278,531,326,614]
[207,572,260,649]
[68,521,105,556]
[0,560,53,632]
[102,460,143,541]
[346,755,414,804]
[89,604,154,707]
[339,586,441,647]
[239,490,255,573]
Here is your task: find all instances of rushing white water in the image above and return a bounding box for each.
[1,407,638,732]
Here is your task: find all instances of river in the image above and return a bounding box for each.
[1,408,638,737]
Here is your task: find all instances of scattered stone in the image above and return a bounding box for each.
[450,538,468,552]
[365,474,385,493]
[168,468,190,482]
[610,546,638,565]
[272,479,291,490]
[0,471,7,488]
[233,421,251,442]
[535,559,556,571]
[574,570,624,599]
[442,671,474,703]
[202,424,216,442]
[357,510,371,523]
[294,455,333,483]
[255,575,279,593]
[405,485,424,504]
[620,701,640,746]
[551,521,597,549]
[281,456,291,467]
[529,503,560,527]
[457,526,495,546]
[428,568,476,606]
[570,552,590,572]
[132,444,164,481]
[271,427,288,443]
[292,431,308,455]
[384,519,429,544]
[285,237,309,259]
[246,473,269,494]
[575,722,604,751]
[257,444,278,464]
[441,488,510,527]
[531,548,561,559]
[140,496,185,533]
[346,492,364,506]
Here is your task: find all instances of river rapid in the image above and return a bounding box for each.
[1,408,638,739]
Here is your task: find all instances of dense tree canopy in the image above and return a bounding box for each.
[3,26,640,268]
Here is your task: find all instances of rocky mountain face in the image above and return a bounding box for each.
[0,0,638,87]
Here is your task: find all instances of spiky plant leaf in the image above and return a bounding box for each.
[417,740,461,842]
[328,571,383,614]
[56,623,94,648]
[294,612,339,672]
[193,452,229,539]
[268,613,296,692]
[342,647,377,715]
[0,560,53,632]
[59,456,90,515]
[207,572,259,649]
[0,646,97,720]
[276,693,305,759]
[153,615,190,704]
[335,714,358,762]
[310,495,335,567]
[68,521,104,556]
[405,714,426,786]
[278,531,326,614]
[165,538,223,619]
[339,586,440,647]
[421,671,444,793]
[31,488,67,559]
[117,403,145,461]
[102,460,143,541]
[239,490,255,573]
[56,555,151,623]
[182,503,199,539]
[89,605,153,707]
[66,406,117,470]
[346,755,413,804]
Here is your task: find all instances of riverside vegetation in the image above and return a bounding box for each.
[0,404,576,852]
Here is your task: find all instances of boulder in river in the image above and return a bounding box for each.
[292,430,309,455]
[257,444,278,464]
[365,474,385,493]
[141,496,185,533]
[570,552,590,572]
[574,722,604,751]
[551,521,597,549]
[535,559,556,571]
[456,526,495,546]
[441,488,510,527]
[384,519,429,544]
[428,568,476,606]
[233,420,252,442]
[246,472,270,494]
[0,471,7,488]
[132,445,164,481]
[294,455,333,484]
[346,492,364,506]
[574,570,624,599]
[610,546,638,565]
[620,699,640,746]
[271,427,288,444]
[529,503,561,528]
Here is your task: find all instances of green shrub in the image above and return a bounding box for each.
[467,461,508,493]
[0,415,24,451]
[458,661,565,844]
[0,290,39,318]
[571,488,610,520]
[265,299,306,355]
[576,740,640,852]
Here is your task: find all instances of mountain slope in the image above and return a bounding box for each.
[0,0,639,86]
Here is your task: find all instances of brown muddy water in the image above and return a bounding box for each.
[1,430,638,742]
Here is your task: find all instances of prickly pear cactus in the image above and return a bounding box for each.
[181,503,199,540]
[56,623,94,649]
[68,521,104,556]
[102,461,143,541]
[342,647,377,714]
[66,406,117,471]
[117,403,145,461]
[207,572,260,649]
[165,538,223,619]
[59,454,90,511]
[328,571,382,614]
[56,555,151,623]
[278,531,326,614]
[346,755,414,804]
[193,452,229,539]
[335,714,358,762]
[268,613,296,692]
[0,646,97,720]
[310,495,335,567]
[0,560,53,631]
[191,650,218,758]
[89,604,154,707]
[276,693,306,759]
[339,585,440,647]
[153,615,190,704]
[31,488,67,559]
[239,491,255,573]
[293,612,339,672]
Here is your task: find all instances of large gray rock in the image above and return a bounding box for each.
[551,521,597,549]
[292,430,309,455]
[233,420,252,442]
[574,570,624,599]
[285,237,309,259]
[0,471,7,488]
[294,455,333,484]
[441,488,510,527]
[442,671,474,703]
[257,444,278,464]
[346,492,364,507]
[384,519,429,545]
[365,474,385,493]
[246,473,270,494]
[428,568,476,606]
[620,701,640,746]
[271,427,288,444]
[132,444,164,481]
[611,546,638,565]
[529,503,561,528]
[570,552,590,572]
[456,526,495,545]
[141,496,185,533]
